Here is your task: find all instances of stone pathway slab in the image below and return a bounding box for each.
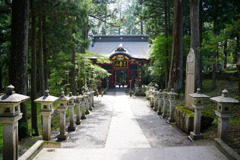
[105,91,151,148]
[33,146,228,160]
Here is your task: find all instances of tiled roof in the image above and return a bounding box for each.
[88,35,151,59]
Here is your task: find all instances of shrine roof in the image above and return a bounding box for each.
[88,35,151,59]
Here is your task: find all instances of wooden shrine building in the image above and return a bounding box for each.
[88,35,150,88]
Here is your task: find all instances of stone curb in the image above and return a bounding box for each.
[19,140,61,160]
[214,138,240,160]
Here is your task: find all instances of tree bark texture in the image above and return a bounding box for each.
[198,0,203,89]
[211,0,219,90]
[9,0,29,139]
[69,48,76,95]
[38,15,45,95]
[168,0,183,92]
[189,0,200,91]
[164,0,169,89]
[43,16,48,90]
[30,0,39,136]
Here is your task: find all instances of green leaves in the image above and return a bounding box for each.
[149,35,172,77]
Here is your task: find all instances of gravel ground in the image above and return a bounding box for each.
[60,88,194,148]
[60,91,115,148]
[128,95,195,147]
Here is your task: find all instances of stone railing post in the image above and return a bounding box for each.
[189,88,209,140]
[85,92,90,114]
[74,93,82,125]
[211,89,239,141]
[0,85,29,160]
[56,91,70,140]
[161,90,169,118]
[153,90,159,111]
[149,88,154,108]
[91,90,95,108]
[67,92,76,131]
[167,89,178,123]
[35,90,58,141]
[81,94,87,119]
[157,89,163,115]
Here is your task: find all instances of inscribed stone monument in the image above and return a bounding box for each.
[185,49,197,108]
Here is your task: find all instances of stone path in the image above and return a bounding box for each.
[33,88,228,159]
[105,91,150,148]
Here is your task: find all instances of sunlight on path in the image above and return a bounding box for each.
[105,90,151,148]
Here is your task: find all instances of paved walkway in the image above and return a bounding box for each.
[33,89,228,159]
[105,91,150,148]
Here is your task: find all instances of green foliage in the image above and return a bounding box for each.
[148,35,172,83]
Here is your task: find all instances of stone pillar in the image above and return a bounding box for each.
[88,92,93,111]
[75,94,82,125]
[189,88,209,140]
[56,91,69,140]
[157,90,163,115]
[0,115,22,160]
[58,108,68,140]
[167,89,178,123]
[35,90,58,141]
[85,93,90,114]
[41,110,54,140]
[81,94,87,119]
[185,49,197,108]
[153,90,159,111]
[149,88,154,108]
[91,91,95,108]
[161,91,169,118]
[211,89,238,141]
[67,92,76,131]
[0,85,29,160]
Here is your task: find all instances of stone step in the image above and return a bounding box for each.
[33,146,228,160]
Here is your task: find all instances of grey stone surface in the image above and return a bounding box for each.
[30,88,230,159]
[129,95,194,147]
[59,89,194,148]
[59,91,115,148]
[33,146,228,160]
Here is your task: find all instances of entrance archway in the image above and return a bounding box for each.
[115,70,128,88]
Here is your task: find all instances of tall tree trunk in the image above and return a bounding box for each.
[43,16,48,90]
[0,66,2,92]
[189,0,200,90]
[199,0,203,89]
[69,48,76,95]
[164,0,169,89]
[168,0,183,92]
[38,15,45,95]
[30,0,39,136]
[223,38,227,69]
[9,0,29,140]
[211,0,219,90]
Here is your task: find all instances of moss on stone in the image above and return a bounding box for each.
[176,106,194,117]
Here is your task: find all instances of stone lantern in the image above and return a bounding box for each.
[0,85,29,160]
[161,90,169,118]
[167,89,178,123]
[189,88,209,140]
[74,93,82,125]
[35,90,58,141]
[81,94,87,119]
[157,89,163,115]
[67,92,76,131]
[56,91,70,140]
[211,89,239,141]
